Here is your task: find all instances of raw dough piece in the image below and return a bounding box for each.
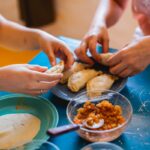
[0,113,41,149]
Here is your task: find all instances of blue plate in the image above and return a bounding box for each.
[51,61,127,101]
[0,94,59,141]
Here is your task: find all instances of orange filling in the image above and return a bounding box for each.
[73,100,125,130]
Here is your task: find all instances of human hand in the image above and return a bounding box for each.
[0,64,63,95]
[107,37,150,77]
[37,31,74,69]
[75,25,109,65]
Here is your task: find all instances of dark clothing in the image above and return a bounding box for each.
[18,0,56,27]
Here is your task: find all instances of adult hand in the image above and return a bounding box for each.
[0,64,62,95]
[107,37,150,77]
[37,31,74,69]
[75,25,109,65]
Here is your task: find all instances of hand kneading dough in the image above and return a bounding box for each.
[46,61,64,73]
[68,69,101,92]
[60,62,91,84]
[87,74,117,97]
[0,113,41,149]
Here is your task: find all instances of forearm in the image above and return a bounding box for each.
[90,0,128,30]
[0,66,8,91]
[0,15,41,50]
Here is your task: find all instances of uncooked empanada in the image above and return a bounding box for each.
[60,62,91,84]
[68,69,101,92]
[46,61,64,73]
[100,53,113,66]
[87,74,117,97]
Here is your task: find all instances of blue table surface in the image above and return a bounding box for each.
[0,36,150,150]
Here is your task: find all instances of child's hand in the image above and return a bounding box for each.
[37,31,74,69]
[0,64,62,95]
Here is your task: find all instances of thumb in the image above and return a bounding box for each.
[27,65,48,72]
[102,38,109,53]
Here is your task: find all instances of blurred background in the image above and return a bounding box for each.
[0,0,137,66]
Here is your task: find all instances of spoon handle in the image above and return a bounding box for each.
[47,124,80,136]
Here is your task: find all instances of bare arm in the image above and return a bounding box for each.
[75,0,129,64]
[0,15,40,50]
[0,15,74,68]
[90,0,129,29]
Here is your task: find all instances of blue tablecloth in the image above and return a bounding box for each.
[0,36,150,150]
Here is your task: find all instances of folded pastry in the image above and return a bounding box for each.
[100,53,113,66]
[60,62,91,84]
[68,69,101,92]
[87,74,118,97]
[46,61,64,73]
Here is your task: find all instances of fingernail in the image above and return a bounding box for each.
[58,73,63,78]
[51,62,56,66]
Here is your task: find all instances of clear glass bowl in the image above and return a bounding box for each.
[67,90,133,142]
[81,142,123,150]
[13,140,59,150]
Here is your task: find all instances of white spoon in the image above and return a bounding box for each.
[47,119,104,136]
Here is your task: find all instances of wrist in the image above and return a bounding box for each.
[30,29,43,50]
[139,36,150,65]
[90,17,107,29]
[146,37,150,64]
[89,21,107,32]
[33,29,56,50]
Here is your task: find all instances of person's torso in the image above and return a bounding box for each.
[132,0,150,35]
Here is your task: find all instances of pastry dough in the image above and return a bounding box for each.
[46,61,64,73]
[60,62,91,84]
[68,69,101,92]
[100,53,113,66]
[87,74,117,97]
[0,113,41,149]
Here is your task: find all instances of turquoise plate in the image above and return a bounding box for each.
[0,94,59,141]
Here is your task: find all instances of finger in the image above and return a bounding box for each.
[89,40,101,63]
[60,45,74,69]
[35,72,63,82]
[109,63,128,75]
[46,47,56,66]
[27,65,48,72]
[102,38,109,53]
[19,90,43,96]
[10,88,48,96]
[75,42,94,65]
[30,91,48,96]
[29,80,58,95]
[107,52,122,66]
[118,68,133,78]
[37,80,59,90]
